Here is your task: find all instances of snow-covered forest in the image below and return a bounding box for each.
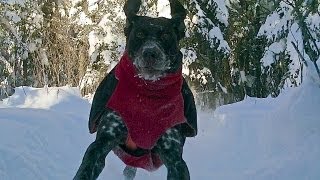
[1,0,320,179]
[1,0,319,108]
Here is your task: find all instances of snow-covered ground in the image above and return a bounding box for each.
[1,72,320,180]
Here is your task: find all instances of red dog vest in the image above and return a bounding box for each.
[106,52,185,170]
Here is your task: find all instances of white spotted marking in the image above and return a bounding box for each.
[106,127,115,137]
[161,129,181,149]
[163,142,171,149]
[112,122,119,127]
[167,136,181,145]
[107,112,121,120]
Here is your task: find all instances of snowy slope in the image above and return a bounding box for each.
[1,75,320,180]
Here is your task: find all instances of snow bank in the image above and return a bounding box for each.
[0,74,319,179]
[0,86,89,114]
[206,80,320,180]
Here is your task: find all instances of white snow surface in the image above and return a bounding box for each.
[1,74,320,179]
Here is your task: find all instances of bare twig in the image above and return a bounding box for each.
[313,60,320,79]
[291,41,308,66]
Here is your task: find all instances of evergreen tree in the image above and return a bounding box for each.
[258,0,320,93]
[227,0,271,98]
[0,0,44,87]
[180,0,231,109]
[1,0,319,108]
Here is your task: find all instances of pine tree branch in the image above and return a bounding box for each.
[291,41,320,79]
[305,26,320,55]
[291,41,308,66]
[0,16,20,42]
[289,0,320,80]
[282,0,295,8]
[0,55,14,74]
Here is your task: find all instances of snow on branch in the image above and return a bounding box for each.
[0,16,21,42]
[187,0,230,53]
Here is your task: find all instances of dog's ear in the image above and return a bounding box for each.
[124,0,141,37]
[169,0,187,41]
[124,0,141,21]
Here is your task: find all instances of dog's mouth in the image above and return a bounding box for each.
[134,64,166,81]
[134,60,170,81]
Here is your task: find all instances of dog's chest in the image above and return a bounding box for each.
[106,54,186,149]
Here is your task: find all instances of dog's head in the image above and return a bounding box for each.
[124,0,186,80]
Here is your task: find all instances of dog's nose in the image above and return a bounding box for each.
[143,49,159,62]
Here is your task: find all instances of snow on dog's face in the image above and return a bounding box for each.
[124,0,186,80]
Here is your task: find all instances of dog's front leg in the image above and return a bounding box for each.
[74,111,128,180]
[153,127,190,180]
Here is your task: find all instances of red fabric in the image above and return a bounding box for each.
[106,52,185,171]
[107,52,185,149]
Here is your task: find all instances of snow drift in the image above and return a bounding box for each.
[0,72,320,179]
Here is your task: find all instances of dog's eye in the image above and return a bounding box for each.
[136,32,145,39]
[161,33,170,40]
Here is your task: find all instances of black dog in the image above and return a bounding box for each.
[74,0,197,179]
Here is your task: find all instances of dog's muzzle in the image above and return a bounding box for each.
[142,48,159,67]
[134,41,169,80]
